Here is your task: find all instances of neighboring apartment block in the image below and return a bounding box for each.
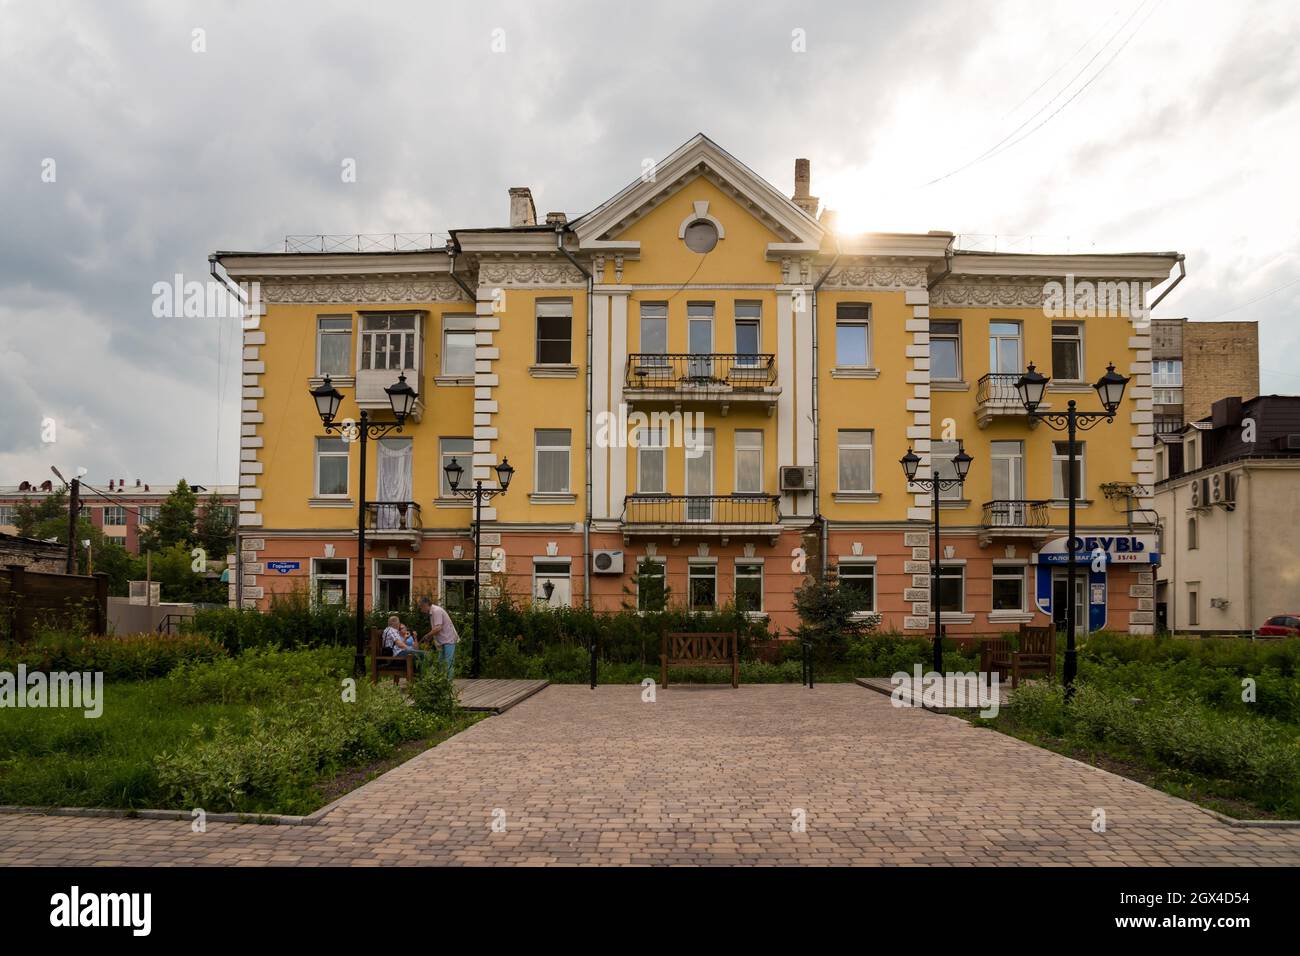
[0,479,237,554]
[1153,395,1300,634]
[215,134,1181,636]
[1150,318,1259,434]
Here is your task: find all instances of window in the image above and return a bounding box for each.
[1187,585,1199,627]
[317,316,352,377]
[442,329,475,376]
[1153,359,1183,386]
[734,430,763,493]
[0,506,14,527]
[137,506,160,525]
[838,429,874,492]
[992,564,1025,611]
[687,302,714,378]
[636,559,666,612]
[637,428,666,494]
[839,563,875,612]
[937,565,964,613]
[439,437,473,497]
[688,562,717,611]
[440,560,476,611]
[1051,322,1084,381]
[639,302,668,357]
[536,299,572,364]
[360,313,417,371]
[315,437,350,497]
[535,429,571,493]
[1188,516,1198,550]
[106,536,127,549]
[735,562,763,613]
[312,558,348,606]
[685,428,715,520]
[735,302,761,365]
[836,303,871,367]
[989,321,1022,374]
[683,219,719,253]
[103,506,127,525]
[374,559,412,611]
[220,506,236,525]
[930,440,965,501]
[1153,387,1182,405]
[930,320,961,381]
[533,561,572,607]
[990,441,1025,511]
[1051,441,1086,500]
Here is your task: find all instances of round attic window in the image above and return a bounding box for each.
[683,219,719,253]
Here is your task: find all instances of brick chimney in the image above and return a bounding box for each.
[792,158,819,217]
[509,187,537,227]
[545,211,567,226]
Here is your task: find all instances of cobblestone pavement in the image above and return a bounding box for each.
[2,684,1298,866]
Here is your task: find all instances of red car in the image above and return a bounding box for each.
[1257,614,1300,637]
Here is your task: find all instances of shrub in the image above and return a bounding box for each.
[165,646,352,704]
[410,664,461,720]
[154,683,442,813]
[0,631,225,680]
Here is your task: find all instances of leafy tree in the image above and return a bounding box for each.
[146,542,225,604]
[12,490,69,539]
[138,479,198,553]
[792,570,879,662]
[194,492,234,564]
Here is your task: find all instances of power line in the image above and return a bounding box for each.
[924,0,1158,186]
[998,5,1124,121]
[1200,274,1300,321]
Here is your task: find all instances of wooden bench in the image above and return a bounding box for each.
[980,624,1056,688]
[660,631,739,688]
[367,627,418,685]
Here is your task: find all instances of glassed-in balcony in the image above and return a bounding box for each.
[624,353,779,413]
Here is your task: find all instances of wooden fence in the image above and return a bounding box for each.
[1,563,108,642]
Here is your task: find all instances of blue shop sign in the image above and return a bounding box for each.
[266,561,301,574]
[1032,534,1160,566]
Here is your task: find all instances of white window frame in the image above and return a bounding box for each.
[439,437,474,497]
[359,312,418,371]
[1051,321,1085,382]
[0,506,14,527]
[930,440,965,501]
[442,328,476,376]
[635,557,667,613]
[734,560,764,613]
[439,559,477,611]
[637,427,667,494]
[734,301,762,366]
[991,563,1026,612]
[639,302,668,357]
[1051,441,1086,501]
[837,429,874,493]
[532,559,573,608]
[315,436,350,498]
[103,505,127,526]
[989,320,1023,374]
[838,561,876,613]
[930,319,961,381]
[534,428,572,494]
[536,299,573,365]
[688,560,717,612]
[1153,359,1183,387]
[373,558,413,611]
[316,315,353,377]
[835,303,871,368]
[311,557,350,607]
[734,430,763,493]
[137,505,160,526]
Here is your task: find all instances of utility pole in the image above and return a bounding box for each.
[66,476,79,574]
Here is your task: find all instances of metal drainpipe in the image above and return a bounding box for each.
[927,236,955,291]
[445,241,477,302]
[1147,254,1186,312]
[556,226,594,608]
[812,238,841,581]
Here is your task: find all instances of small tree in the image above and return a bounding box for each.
[194,492,234,562]
[139,480,198,553]
[791,570,879,663]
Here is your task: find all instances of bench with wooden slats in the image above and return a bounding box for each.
[660,631,739,688]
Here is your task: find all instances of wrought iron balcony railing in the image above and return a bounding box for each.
[625,353,777,393]
[365,501,423,533]
[975,373,1024,406]
[980,499,1050,529]
[622,494,781,528]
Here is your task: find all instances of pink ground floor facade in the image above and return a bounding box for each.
[234,522,1158,638]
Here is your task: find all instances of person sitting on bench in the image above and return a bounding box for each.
[383,616,426,660]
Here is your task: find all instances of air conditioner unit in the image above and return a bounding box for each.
[1209,472,1234,506]
[1189,476,1210,509]
[1275,434,1300,451]
[591,550,624,574]
[780,465,815,492]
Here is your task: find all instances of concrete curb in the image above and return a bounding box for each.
[0,804,325,826]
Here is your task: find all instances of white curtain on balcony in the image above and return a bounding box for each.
[376,438,413,529]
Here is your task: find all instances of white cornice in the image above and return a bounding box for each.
[216,252,452,278]
[950,252,1179,281]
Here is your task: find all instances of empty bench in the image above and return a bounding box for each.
[660,631,739,688]
[980,624,1056,689]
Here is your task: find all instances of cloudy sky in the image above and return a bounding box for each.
[1,0,1297,486]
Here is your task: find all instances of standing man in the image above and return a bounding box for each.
[418,596,459,680]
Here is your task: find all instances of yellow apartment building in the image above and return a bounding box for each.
[213,134,1179,637]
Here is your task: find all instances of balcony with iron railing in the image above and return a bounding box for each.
[624,353,779,413]
[977,499,1051,546]
[975,373,1033,428]
[364,501,423,548]
[621,494,782,542]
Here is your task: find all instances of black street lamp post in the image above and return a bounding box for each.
[1014,361,1129,694]
[443,454,514,679]
[900,443,974,676]
[309,373,419,676]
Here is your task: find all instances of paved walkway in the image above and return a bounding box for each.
[2,684,1298,866]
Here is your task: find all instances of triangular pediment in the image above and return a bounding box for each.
[571,134,825,253]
